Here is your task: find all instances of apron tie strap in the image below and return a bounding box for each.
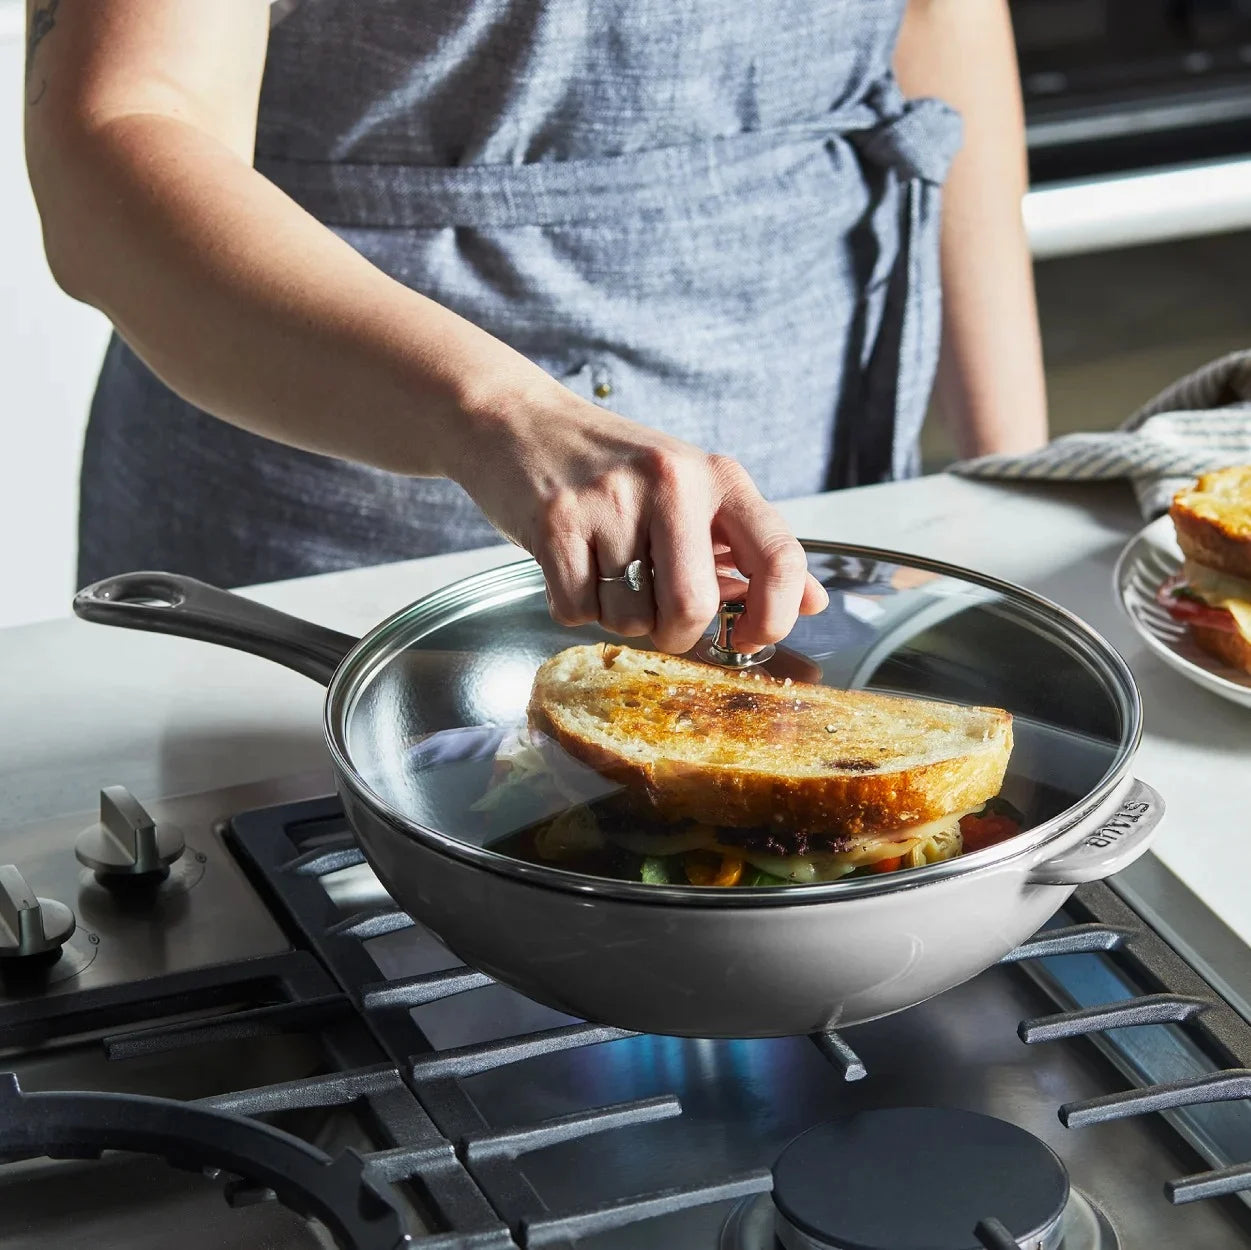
[853,89,963,186]
[836,87,963,486]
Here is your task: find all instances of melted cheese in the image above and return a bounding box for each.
[606,809,977,882]
[1182,561,1251,638]
[709,809,975,882]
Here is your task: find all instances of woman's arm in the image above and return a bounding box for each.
[894,0,1049,458]
[24,1,484,477]
[24,0,823,651]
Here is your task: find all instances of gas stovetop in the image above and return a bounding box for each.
[4,775,1251,1250]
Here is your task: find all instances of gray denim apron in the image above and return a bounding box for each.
[78,1,960,588]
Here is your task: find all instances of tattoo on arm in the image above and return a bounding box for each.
[25,0,63,106]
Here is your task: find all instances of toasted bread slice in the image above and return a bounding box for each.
[1170,465,1251,581]
[528,644,1013,836]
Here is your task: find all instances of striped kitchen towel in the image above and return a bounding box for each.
[950,349,1251,518]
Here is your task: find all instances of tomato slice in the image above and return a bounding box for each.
[868,855,904,874]
[685,852,744,887]
[959,813,1021,853]
[1156,576,1238,633]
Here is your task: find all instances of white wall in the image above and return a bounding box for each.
[0,3,111,628]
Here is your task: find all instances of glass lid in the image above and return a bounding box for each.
[328,544,1139,894]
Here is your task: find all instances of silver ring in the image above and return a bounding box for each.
[597,558,646,593]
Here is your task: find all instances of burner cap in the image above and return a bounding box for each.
[772,1107,1069,1250]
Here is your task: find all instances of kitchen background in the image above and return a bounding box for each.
[3,0,1251,630]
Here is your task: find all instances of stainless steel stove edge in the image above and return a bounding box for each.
[1112,854,1251,1031]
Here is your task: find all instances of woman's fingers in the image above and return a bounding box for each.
[538,527,598,627]
[716,571,750,602]
[715,562,827,619]
[648,470,721,654]
[594,525,656,638]
[710,459,811,650]
[800,572,830,616]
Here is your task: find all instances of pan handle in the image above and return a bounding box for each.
[1026,779,1165,887]
[73,572,358,687]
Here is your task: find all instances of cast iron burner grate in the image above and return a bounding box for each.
[7,792,1251,1249]
[231,795,1251,1246]
[0,1074,411,1250]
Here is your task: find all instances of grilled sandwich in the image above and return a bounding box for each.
[523,643,1014,880]
[1163,466,1251,675]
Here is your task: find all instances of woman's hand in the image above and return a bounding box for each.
[454,382,829,655]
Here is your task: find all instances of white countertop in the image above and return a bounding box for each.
[3,473,1249,940]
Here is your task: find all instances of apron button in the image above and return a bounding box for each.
[591,363,614,401]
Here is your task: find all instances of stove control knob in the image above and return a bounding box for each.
[76,786,186,882]
[0,864,75,959]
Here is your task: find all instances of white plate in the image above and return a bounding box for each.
[1114,515,1251,708]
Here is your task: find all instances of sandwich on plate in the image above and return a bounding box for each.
[477,643,1021,887]
[1160,465,1251,676]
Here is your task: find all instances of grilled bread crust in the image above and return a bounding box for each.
[1170,466,1251,581]
[528,644,1013,836]
[1189,621,1251,676]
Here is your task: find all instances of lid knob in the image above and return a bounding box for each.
[0,864,75,959]
[76,786,185,882]
[693,601,776,669]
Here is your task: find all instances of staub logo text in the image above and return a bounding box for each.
[1084,800,1151,850]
